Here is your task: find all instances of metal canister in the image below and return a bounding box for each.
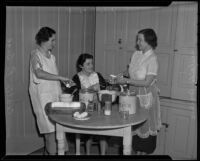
[119,91,137,114]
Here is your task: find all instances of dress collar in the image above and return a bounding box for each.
[144,49,153,57]
[78,71,96,78]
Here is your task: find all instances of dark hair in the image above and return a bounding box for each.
[138,28,157,49]
[76,53,93,72]
[35,27,56,45]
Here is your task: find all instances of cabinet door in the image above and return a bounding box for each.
[171,3,197,101]
[138,7,177,97]
[165,107,196,159]
[95,8,122,78]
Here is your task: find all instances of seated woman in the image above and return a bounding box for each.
[70,53,108,155]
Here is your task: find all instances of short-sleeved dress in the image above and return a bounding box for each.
[29,49,62,134]
[128,49,162,154]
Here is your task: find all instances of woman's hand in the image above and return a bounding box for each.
[108,73,123,84]
[116,77,129,85]
[60,77,76,87]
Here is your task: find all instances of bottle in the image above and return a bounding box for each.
[87,101,94,112]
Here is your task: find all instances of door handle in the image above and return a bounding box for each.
[162,122,169,128]
[118,38,122,44]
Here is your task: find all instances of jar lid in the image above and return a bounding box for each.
[105,101,111,104]
[120,91,136,96]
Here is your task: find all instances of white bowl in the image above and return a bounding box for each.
[98,90,118,102]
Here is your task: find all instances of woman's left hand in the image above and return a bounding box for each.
[116,77,128,84]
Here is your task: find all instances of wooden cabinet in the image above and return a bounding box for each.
[171,3,197,101]
[153,99,197,160]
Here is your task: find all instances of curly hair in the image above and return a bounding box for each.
[35,27,56,45]
[76,53,93,72]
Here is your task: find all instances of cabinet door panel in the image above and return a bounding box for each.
[171,53,197,101]
[175,4,197,49]
[171,3,197,101]
[154,6,177,97]
[156,53,173,97]
[165,108,196,159]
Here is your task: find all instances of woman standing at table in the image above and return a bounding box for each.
[29,27,74,155]
[116,28,162,155]
[70,53,108,155]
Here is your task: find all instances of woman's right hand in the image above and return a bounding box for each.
[60,77,76,87]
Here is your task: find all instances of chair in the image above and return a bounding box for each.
[75,134,107,155]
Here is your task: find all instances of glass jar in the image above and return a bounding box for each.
[104,101,111,115]
[79,89,96,109]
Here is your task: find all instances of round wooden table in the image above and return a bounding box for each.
[48,103,148,155]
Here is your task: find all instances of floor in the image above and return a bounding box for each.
[29,134,123,155]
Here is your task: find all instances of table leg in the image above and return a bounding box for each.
[75,134,81,155]
[56,124,65,155]
[123,126,132,155]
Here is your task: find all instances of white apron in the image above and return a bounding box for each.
[29,49,61,134]
[128,49,162,138]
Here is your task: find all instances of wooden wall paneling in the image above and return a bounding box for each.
[22,7,41,136]
[13,7,26,138]
[95,11,106,75]
[84,8,95,55]
[5,7,16,139]
[126,10,140,52]
[138,9,157,29]
[68,8,84,77]
[57,7,70,77]
[117,10,127,72]
[6,7,42,154]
